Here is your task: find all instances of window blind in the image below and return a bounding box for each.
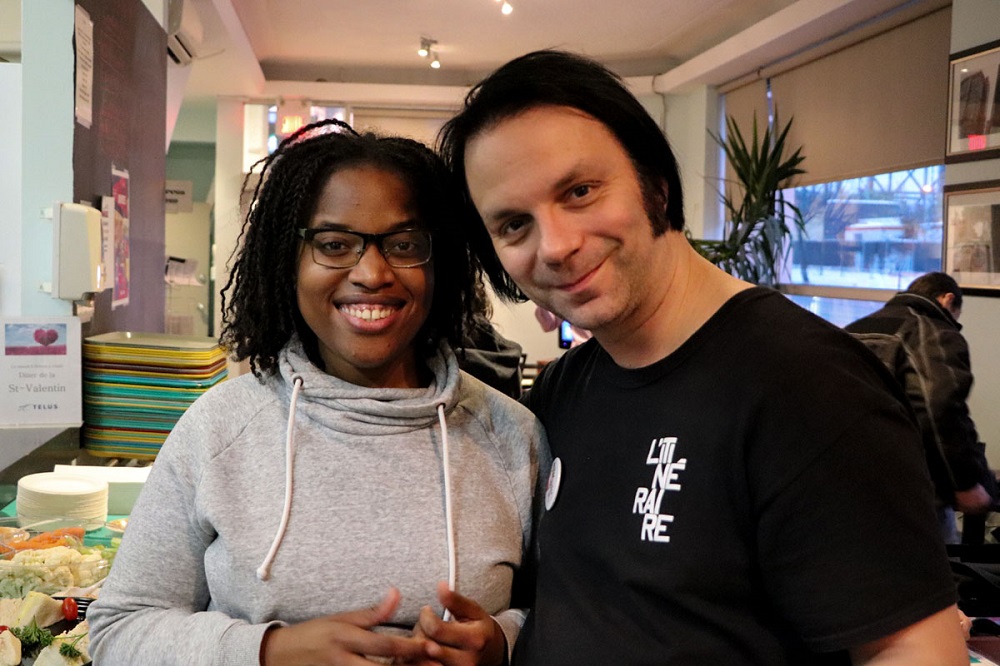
[721,7,950,187]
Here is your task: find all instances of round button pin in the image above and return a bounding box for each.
[545,457,562,511]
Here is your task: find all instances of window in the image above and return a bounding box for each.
[266,104,348,154]
[783,294,883,328]
[783,165,943,291]
[242,103,450,172]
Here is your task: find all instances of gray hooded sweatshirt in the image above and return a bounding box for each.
[88,339,546,665]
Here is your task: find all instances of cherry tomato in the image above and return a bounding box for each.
[61,597,78,622]
[0,625,7,633]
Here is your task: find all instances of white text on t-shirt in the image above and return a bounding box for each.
[632,436,686,543]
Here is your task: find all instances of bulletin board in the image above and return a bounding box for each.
[72,0,166,335]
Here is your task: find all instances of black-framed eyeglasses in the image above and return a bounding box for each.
[296,227,433,269]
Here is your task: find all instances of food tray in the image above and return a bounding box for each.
[0,519,117,599]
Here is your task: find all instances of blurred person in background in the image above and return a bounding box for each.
[847,271,997,543]
[533,306,591,349]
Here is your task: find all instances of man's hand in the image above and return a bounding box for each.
[955,483,993,514]
[403,582,506,666]
[260,588,428,665]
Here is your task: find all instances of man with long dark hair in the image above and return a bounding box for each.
[440,50,967,665]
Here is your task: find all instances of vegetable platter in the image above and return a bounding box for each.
[0,520,118,600]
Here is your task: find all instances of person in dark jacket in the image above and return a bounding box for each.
[459,279,526,400]
[846,271,995,542]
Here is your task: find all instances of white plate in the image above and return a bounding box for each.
[18,472,108,496]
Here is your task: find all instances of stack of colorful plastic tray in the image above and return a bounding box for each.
[82,332,228,458]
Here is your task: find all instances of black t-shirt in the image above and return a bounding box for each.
[514,288,956,665]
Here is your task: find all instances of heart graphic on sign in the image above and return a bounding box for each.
[33,329,59,346]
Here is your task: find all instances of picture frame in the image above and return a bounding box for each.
[947,40,1000,163]
[943,181,1000,295]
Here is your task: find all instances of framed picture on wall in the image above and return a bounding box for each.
[944,181,1000,294]
[947,40,1000,162]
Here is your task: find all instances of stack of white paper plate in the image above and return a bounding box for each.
[16,472,109,527]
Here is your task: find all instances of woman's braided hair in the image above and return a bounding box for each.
[220,118,479,378]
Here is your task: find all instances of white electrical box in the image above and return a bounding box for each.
[52,202,105,300]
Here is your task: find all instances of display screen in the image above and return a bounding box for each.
[559,320,574,349]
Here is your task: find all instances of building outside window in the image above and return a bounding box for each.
[778,165,944,325]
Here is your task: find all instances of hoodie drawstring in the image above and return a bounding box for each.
[256,380,455,599]
[257,375,304,581]
[437,402,456,621]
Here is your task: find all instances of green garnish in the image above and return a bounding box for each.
[11,618,54,655]
[59,631,87,658]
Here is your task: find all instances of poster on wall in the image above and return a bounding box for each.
[943,181,1000,294]
[100,195,114,292]
[111,166,130,308]
[947,42,1000,161]
[73,5,93,129]
[0,317,82,426]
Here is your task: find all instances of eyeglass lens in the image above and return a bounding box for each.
[307,229,431,268]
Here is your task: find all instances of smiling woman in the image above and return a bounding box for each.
[85,119,548,666]
[294,165,435,388]
[221,120,476,380]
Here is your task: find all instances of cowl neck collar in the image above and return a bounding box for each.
[274,336,461,435]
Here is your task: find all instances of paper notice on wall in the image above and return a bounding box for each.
[165,180,193,214]
[111,167,130,309]
[0,317,82,426]
[74,5,94,129]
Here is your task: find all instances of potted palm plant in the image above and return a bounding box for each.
[690,114,806,286]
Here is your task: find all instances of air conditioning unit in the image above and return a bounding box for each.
[166,0,203,66]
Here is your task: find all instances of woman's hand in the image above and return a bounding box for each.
[261,588,428,665]
[958,608,972,641]
[402,582,506,666]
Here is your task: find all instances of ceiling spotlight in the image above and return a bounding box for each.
[430,52,441,69]
[418,37,436,58]
[501,1,513,15]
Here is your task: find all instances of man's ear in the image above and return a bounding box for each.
[937,292,956,313]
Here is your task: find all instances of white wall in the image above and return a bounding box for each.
[20,0,73,316]
[172,99,218,144]
[945,160,1000,186]
[0,63,22,316]
[951,0,1000,52]
[211,97,245,343]
[962,298,1000,463]
[663,85,721,239]
[949,0,1000,463]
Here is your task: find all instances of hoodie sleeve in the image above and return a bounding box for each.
[494,417,550,660]
[87,387,277,666]
[476,383,551,658]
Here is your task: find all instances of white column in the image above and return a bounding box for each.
[21,0,74,316]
